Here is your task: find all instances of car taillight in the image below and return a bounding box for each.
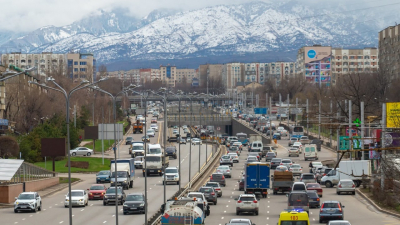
[300,178,303,181]
[211,192,215,196]
[299,169,302,171]
[323,174,326,176]
[237,200,242,203]
[320,203,324,212]
[338,184,342,188]
[280,163,283,165]
[216,188,220,191]
[352,184,355,188]
[221,176,225,180]
[290,168,293,171]
[290,163,292,165]
[317,198,320,201]
[338,203,342,212]
[210,177,213,180]
[253,200,258,203]
[227,170,230,172]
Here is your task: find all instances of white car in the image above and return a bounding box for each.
[227,153,239,163]
[289,164,303,176]
[280,158,293,168]
[178,137,187,144]
[150,124,158,132]
[192,138,202,145]
[162,167,180,185]
[173,129,179,134]
[292,142,303,153]
[64,190,88,207]
[280,129,289,137]
[14,192,42,213]
[69,147,94,156]
[235,194,259,215]
[228,219,254,225]
[134,156,144,169]
[146,129,155,137]
[288,148,300,157]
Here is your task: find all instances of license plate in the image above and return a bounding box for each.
[150,170,154,172]
[21,206,27,208]
[101,179,105,181]
[131,208,137,210]
[244,202,251,204]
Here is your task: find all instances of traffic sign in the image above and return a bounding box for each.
[254,108,268,114]
[277,108,288,114]
[339,136,349,150]
[217,127,221,131]
[290,108,303,114]
[353,118,361,127]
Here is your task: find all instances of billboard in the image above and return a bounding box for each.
[41,138,66,157]
[386,102,400,128]
[304,46,332,83]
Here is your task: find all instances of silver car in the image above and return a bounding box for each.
[336,179,356,195]
[216,165,231,178]
[69,147,94,156]
[300,173,316,184]
[281,158,293,168]
[227,153,239,163]
[288,137,299,146]
[289,164,303,176]
[205,182,222,197]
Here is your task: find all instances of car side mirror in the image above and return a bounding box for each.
[15,197,18,200]
[342,205,345,208]
[87,189,89,191]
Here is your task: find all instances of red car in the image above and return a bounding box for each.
[87,184,107,200]
[306,183,323,197]
[151,118,157,123]
[238,178,244,191]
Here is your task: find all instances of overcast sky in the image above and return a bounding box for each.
[1,0,397,32]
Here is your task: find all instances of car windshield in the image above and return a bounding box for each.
[68,192,83,197]
[280,221,308,225]
[149,148,162,154]
[146,130,154,133]
[165,168,178,173]
[126,195,144,201]
[97,171,109,176]
[271,158,282,162]
[206,183,219,187]
[106,189,122,194]
[222,156,230,159]
[312,162,322,166]
[111,171,127,178]
[18,194,35,199]
[302,175,314,179]
[90,185,105,190]
[132,146,143,150]
[126,137,133,140]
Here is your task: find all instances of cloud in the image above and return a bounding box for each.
[0,0,396,32]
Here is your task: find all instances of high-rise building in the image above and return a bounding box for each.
[263,62,296,85]
[222,63,244,93]
[198,64,223,86]
[331,48,378,84]
[67,53,96,82]
[296,45,332,86]
[160,65,177,87]
[176,68,196,84]
[379,25,400,79]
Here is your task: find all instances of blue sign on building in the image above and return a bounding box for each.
[254,108,268,114]
[307,49,316,59]
[166,66,171,78]
[191,78,199,87]
[0,119,9,126]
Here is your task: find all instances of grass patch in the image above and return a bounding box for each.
[118,120,129,131]
[59,177,80,184]
[34,157,111,173]
[84,140,116,152]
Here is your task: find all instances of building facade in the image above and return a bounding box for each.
[1,52,65,78]
[67,53,96,82]
[222,63,244,93]
[331,48,378,84]
[160,65,177,87]
[198,64,223,86]
[379,25,400,79]
[296,45,332,86]
[176,68,196,84]
[264,62,295,85]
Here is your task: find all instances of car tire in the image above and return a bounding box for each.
[319,219,323,223]
[352,191,356,195]
[214,201,217,205]
[325,181,333,188]
[236,210,240,215]
[72,152,76,156]
[123,212,127,215]
[337,191,340,195]
[38,202,42,211]
[65,205,68,208]
[177,181,180,185]
[87,152,91,156]
[103,201,106,206]
[143,173,146,177]
[14,209,18,213]
[33,205,37,212]
[255,211,258,215]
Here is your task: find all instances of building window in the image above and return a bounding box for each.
[80,68,86,72]
[80,61,87,65]
[74,61,78,65]
[74,68,78,72]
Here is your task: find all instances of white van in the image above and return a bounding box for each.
[304,144,318,161]
[148,144,163,155]
[250,141,263,152]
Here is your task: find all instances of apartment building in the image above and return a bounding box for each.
[222,63,244,93]
[160,65,177,87]
[1,52,65,78]
[176,68,196,84]
[296,45,332,86]
[379,24,400,79]
[67,53,96,82]
[198,64,223,86]
[331,48,378,84]
[263,62,295,85]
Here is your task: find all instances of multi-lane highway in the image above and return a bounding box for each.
[0,114,213,225]
[202,121,400,225]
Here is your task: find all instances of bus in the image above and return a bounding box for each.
[291,126,304,139]
[236,133,248,146]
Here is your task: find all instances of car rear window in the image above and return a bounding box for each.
[267,153,275,156]
[323,203,340,208]
[289,193,309,205]
[293,184,306,191]
[199,188,213,193]
[282,160,291,163]
[307,184,319,188]
[271,158,282,162]
[340,181,354,185]
[302,175,314,179]
[280,222,308,225]
[206,183,218,187]
[307,191,319,198]
[239,196,255,201]
[212,174,223,178]
[222,156,230,159]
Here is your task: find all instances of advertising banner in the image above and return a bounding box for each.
[386,102,400,128]
[304,46,332,83]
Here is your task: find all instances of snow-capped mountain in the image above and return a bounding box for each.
[0,1,398,69]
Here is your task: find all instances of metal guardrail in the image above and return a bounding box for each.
[147,142,222,225]
[167,115,232,122]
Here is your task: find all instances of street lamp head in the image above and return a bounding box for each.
[25,66,36,71]
[80,79,90,84]
[98,77,108,82]
[47,76,55,81]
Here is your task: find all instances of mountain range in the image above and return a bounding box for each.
[0,1,398,70]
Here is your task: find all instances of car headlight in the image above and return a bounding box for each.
[111,181,114,183]
[175,175,179,178]
[124,180,127,183]
[123,203,128,207]
[79,199,83,201]
[139,203,145,207]
[15,202,19,205]
[65,199,69,201]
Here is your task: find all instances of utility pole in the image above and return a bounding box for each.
[349,100,352,160]
[287,94,289,127]
[102,107,104,165]
[266,93,268,108]
[74,105,76,128]
[381,103,386,190]
[330,100,332,147]
[269,97,272,141]
[361,101,365,160]
[295,98,298,126]
[306,99,309,136]
[318,100,321,139]
[337,102,340,163]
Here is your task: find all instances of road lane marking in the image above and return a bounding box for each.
[72,215,74,217]
[22,219,25,221]
[226,205,229,207]
[267,205,270,208]
[112,215,115,217]
[103,221,107,223]
[224,211,226,213]
[310,212,313,214]
[81,209,84,211]
[59,221,63,224]
[49,206,52,208]
[14,222,18,224]
[221,217,224,219]
[267,217,269,220]
[267,211,269,213]
[90,204,93,206]
[55,204,58,206]
[228,200,230,203]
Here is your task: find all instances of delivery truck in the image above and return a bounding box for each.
[244,162,270,198]
[161,199,205,225]
[271,171,294,194]
[320,160,370,188]
[110,159,135,189]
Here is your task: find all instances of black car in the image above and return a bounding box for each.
[123,193,145,214]
[270,158,282,169]
[198,187,218,205]
[306,190,320,208]
[125,137,133,145]
[103,187,126,205]
[165,146,177,159]
[311,139,322,151]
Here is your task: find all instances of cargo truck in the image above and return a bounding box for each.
[271,171,294,194]
[110,159,135,189]
[320,160,370,188]
[133,120,143,134]
[142,154,169,176]
[244,162,270,198]
[161,198,205,225]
